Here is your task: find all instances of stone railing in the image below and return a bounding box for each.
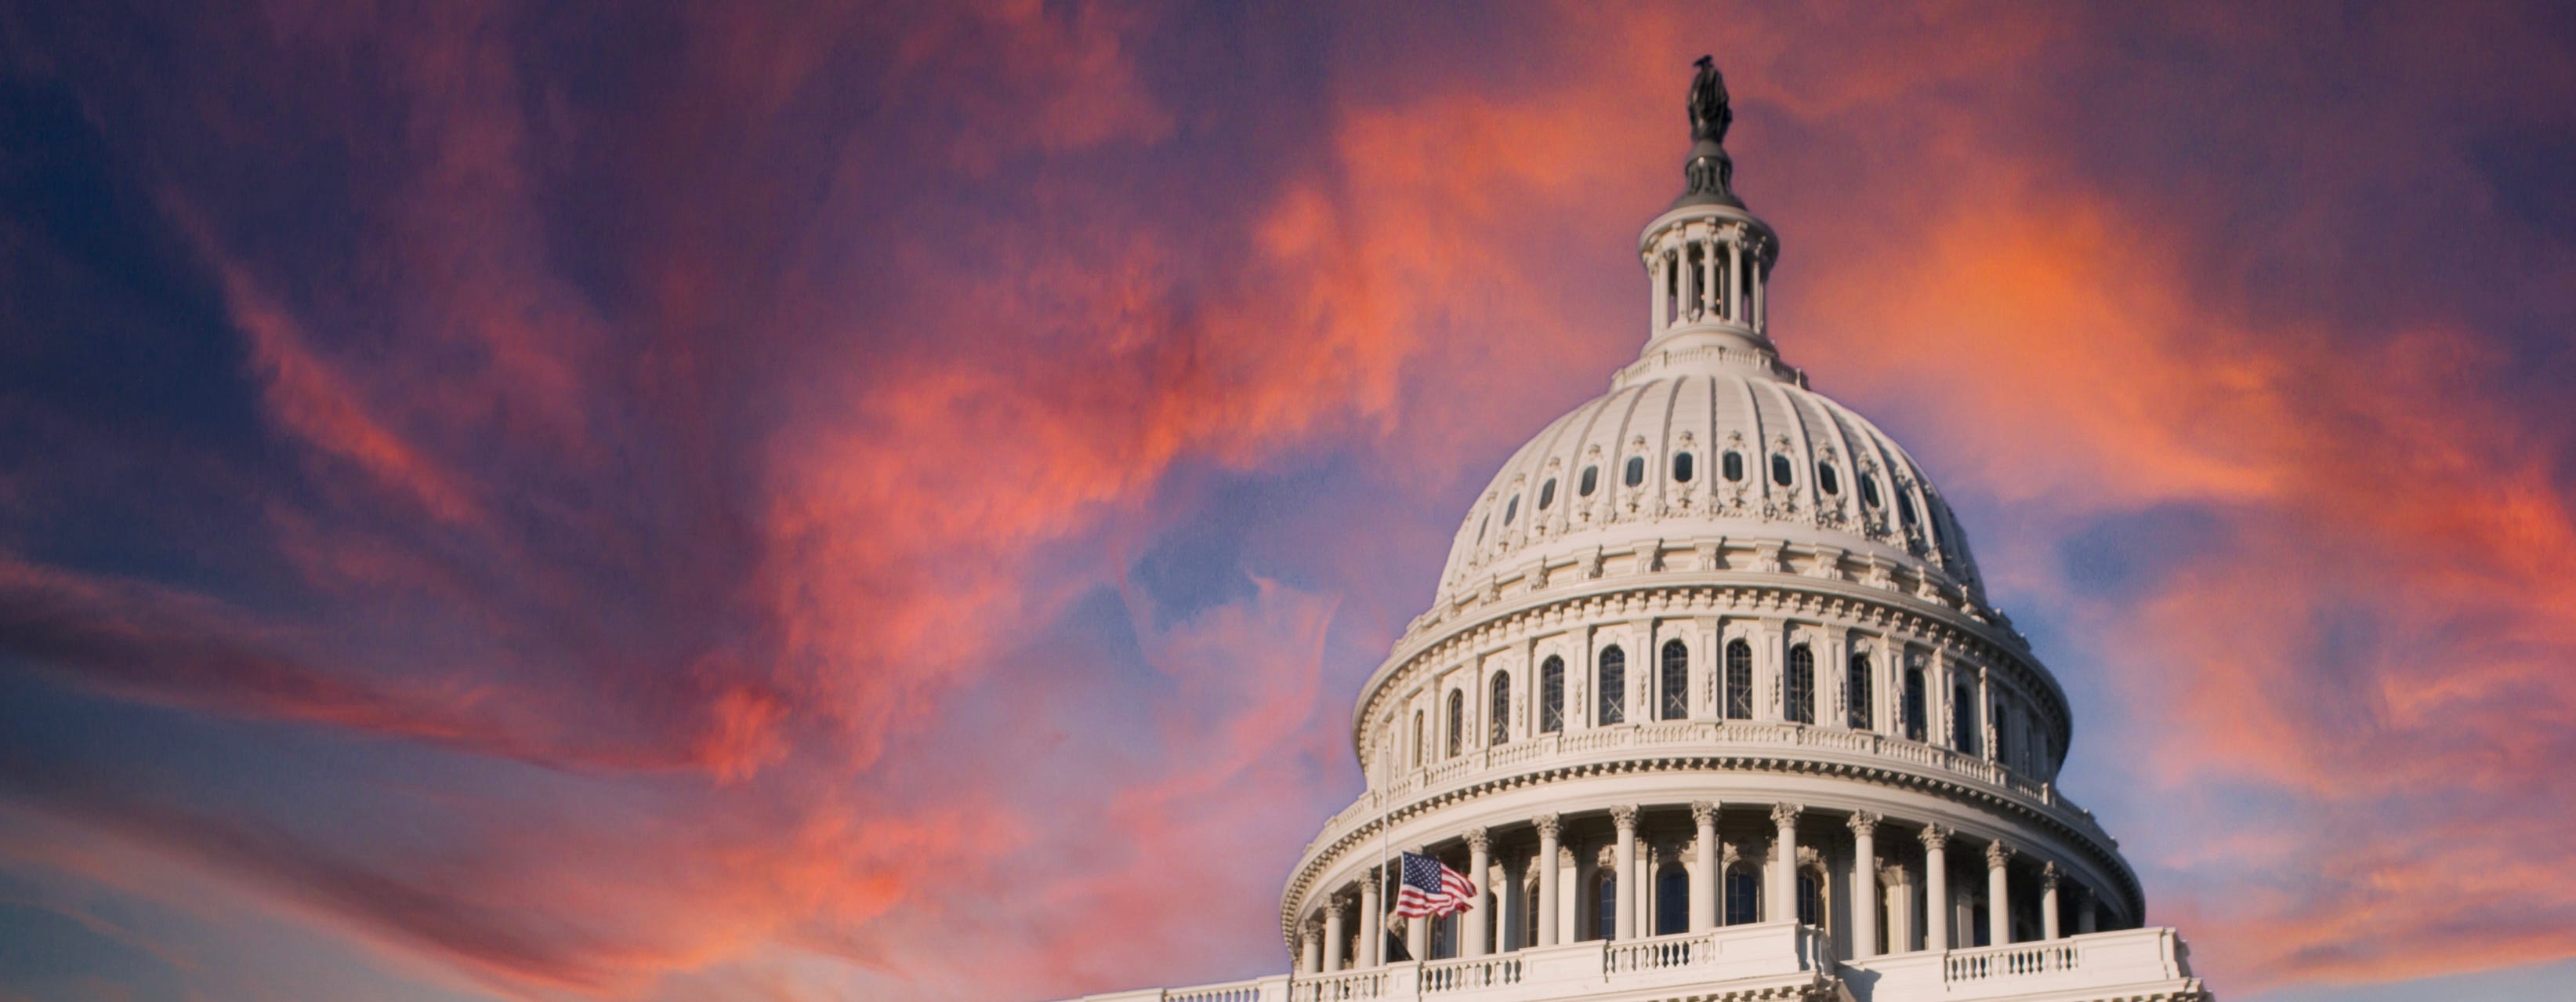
[1068,926,2198,1002]
[1311,721,2103,859]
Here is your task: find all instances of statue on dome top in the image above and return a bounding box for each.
[1688,55,1732,145]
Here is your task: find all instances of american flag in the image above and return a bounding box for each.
[1391,850,1477,919]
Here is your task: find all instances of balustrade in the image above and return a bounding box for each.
[1945,941,2079,982]
[1419,956,1520,993]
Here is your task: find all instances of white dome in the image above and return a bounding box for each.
[1435,354,1987,615]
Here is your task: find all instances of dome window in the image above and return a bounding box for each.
[1722,450,1745,482]
[1897,492,1918,525]
[1596,646,1626,725]
[1578,465,1599,497]
[1785,644,1816,724]
[1538,478,1556,510]
[1672,452,1695,483]
[1503,496,1520,526]
[1723,640,1753,720]
[1539,655,1565,733]
[1770,453,1794,486]
[1475,514,1489,544]
[1817,463,1840,496]
[1623,456,1646,488]
[1860,476,1882,508]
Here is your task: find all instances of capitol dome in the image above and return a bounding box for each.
[1061,56,2206,1002]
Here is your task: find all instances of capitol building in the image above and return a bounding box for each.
[1059,60,2209,1002]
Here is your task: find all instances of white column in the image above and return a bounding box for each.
[1464,828,1491,957]
[1770,803,1802,924]
[2041,862,2062,941]
[1610,805,1638,940]
[1500,854,1526,951]
[1725,235,1743,324]
[1359,868,1382,967]
[1849,811,1881,957]
[1690,801,1719,931]
[1534,814,1561,946]
[1324,892,1349,971]
[1650,249,1670,333]
[1406,911,1426,963]
[1301,919,1322,974]
[1881,864,1915,953]
[1920,826,1951,950]
[1987,840,2015,946]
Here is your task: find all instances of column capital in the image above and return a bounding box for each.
[2041,860,2061,890]
[1877,862,1911,886]
[1534,812,1561,839]
[1986,839,2017,868]
[1332,887,1357,908]
[1846,810,1882,837]
[1770,802,1803,828]
[1609,804,1639,829]
[1465,826,1491,852]
[1303,917,1324,937]
[1691,801,1718,826]
[1918,823,1951,849]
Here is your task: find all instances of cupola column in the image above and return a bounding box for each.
[1920,825,1951,949]
[1610,805,1639,941]
[1850,811,1882,957]
[1690,801,1719,931]
[1358,867,1382,967]
[1770,803,1803,923]
[1463,828,1491,957]
[1725,234,1743,325]
[1299,918,1321,974]
[1534,813,1562,946]
[1987,840,2016,946]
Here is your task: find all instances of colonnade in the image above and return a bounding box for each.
[1294,801,2110,973]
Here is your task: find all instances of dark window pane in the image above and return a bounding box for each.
[1724,640,1753,720]
[1847,654,1875,730]
[1504,496,1519,526]
[1597,647,1626,725]
[1723,450,1745,482]
[1771,454,1793,486]
[1673,452,1694,483]
[1538,478,1556,510]
[1726,867,1760,924]
[1490,673,1511,746]
[1786,644,1815,724]
[1660,640,1689,721]
[1860,475,1882,508]
[1579,466,1598,496]
[1819,463,1840,495]
[1624,456,1645,487]
[1540,656,1565,733]
[1447,690,1464,757]
[1657,867,1689,935]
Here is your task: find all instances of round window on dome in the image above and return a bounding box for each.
[1860,476,1882,508]
[1579,465,1599,496]
[1504,495,1520,526]
[1538,478,1557,510]
[1770,454,1793,486]
[1624,456,1646,487]
[1672,452,1694,483]
[1818,463,1840,496]
[1723,450,1745,482]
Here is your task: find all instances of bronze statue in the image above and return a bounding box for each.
[1688,55,1731,145]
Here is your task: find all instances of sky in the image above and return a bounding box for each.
[0,2,2573,1000]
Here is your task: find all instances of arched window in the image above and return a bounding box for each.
[1475,514,1489,544]
[1723,450,1745,482]
[1411,710,1424,768]
[1847,653,1875,730]
[1503,495,1519,526]
[1817,463,1841,495]
[1672,452,1695,483]
[1770,453,1794,486]
[1624,456,1646,488]
[1432,909,1455,960]
[1785,644,1815,724]
[1797,868,1825,927]
[1860,474,1882,508]
[1446,689,1465,757]
[1596,646,1626,725]
[1725,865,1761,924]
[1539,656,1565,733]
[1953,684,1980,753]
[1903,667,1927,742]
[1724,640,1753,720]
[1538,478,1556,510]
[1659,640,1689,721]
[1579,465,1599,497]
[1489,673,1511,747]
[1656,865,1689,935]
[1592,870,1618,941]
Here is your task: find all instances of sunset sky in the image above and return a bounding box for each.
[2,2,2574,1000]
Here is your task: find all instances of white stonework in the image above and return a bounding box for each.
[1057,61,2208,1002]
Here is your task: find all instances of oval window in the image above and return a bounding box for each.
[1672,452,1695,483]
[1579,465,1599,496]
[1476,514,1490,543]
[1818,463,1840,495]
[1723,450,1745,482]
[1897,492,1918,525]
[1860,475,1882,508]
[1770,454,1794,486]
[1624,456,1646,487]
[1504,496,1520,525]
[1538,478,1557,510]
